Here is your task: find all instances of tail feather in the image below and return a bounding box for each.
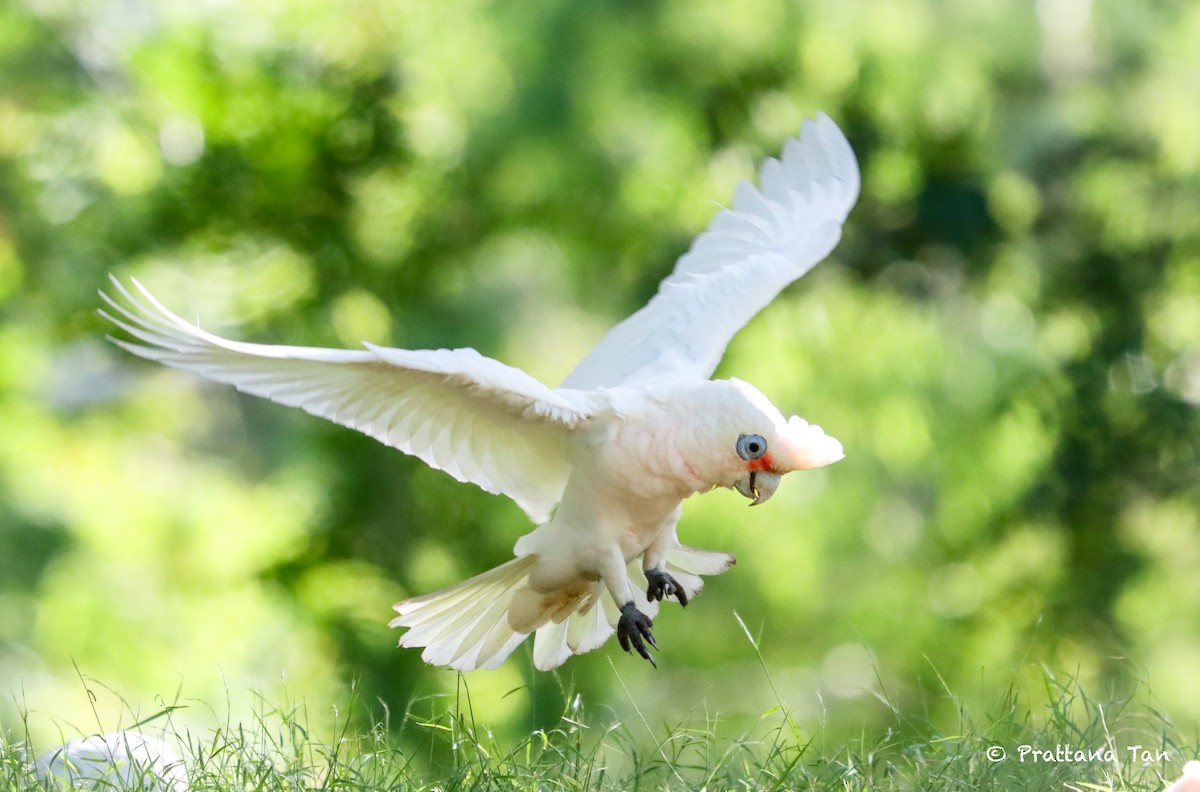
[668,543,736,577]
[566,594,611,654]
[533,619,571,670]
[391,542,737,671]
[398,572,515,648]
[394,570,512,639]
[443,595,515,667]
[391,556,537,671]
[447,598,528,670]
[473,615,528,670]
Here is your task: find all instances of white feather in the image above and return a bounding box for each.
[562,112,859,389]
[667,543,737,577]
[390,556,536,671]
[101,277,597,523]
[532,619,571,671]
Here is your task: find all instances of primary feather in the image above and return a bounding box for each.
[101,277,596,523]
[562,113,859,390]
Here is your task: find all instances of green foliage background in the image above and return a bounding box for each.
[1,0,1199,756]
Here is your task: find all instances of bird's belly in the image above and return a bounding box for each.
[518,500,677,592]
[615,518,667,563]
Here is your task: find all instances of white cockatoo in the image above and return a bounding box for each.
[34,730,189,792]
[102,113,859,671]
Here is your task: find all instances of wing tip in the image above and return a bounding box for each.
[807,112,861,207]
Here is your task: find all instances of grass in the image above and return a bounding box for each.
[0,666,1193,791]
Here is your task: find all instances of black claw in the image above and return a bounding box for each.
[617,601,657,668]
[645,568,689,607]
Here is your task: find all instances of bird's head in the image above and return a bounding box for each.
[697,379,843,506]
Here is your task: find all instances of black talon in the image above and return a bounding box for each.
[617,601,657,668]
[645,568,689,607]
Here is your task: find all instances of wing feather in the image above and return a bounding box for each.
[562,113,859,389]
[102,277,598,523]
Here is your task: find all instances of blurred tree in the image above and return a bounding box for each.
[0,0,1197,751]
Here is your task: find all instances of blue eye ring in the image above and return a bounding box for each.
[736,434,767,460]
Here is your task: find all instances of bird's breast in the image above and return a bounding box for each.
[591,414,709,505]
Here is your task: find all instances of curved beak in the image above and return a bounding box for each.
[734,470,781,506]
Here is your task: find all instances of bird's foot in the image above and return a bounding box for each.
[617,601,657,668]
[645,568,689,607]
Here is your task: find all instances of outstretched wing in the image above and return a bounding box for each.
[562,113,859,390]
[101,277,597,523]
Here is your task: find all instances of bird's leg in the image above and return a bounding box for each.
[617,601,657,668]
[641,509,687,607]
[644,568,689,607]
[596,546,659,667]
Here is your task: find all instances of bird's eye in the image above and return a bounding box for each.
[736,433,767,460]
